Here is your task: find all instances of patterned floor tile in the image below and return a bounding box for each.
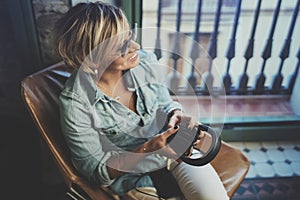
[266,148,286,162]
[272,162,294,177]
[244,142,263,149]
[246,164,258,179]
[254,163,276,178]
[249,149,269,163]
[261,141,279,148]
[290,162,300,176]
[283,149,300,162]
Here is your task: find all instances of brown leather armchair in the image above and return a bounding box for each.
[21,62,250,199]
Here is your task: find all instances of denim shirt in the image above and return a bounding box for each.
[59,50,182,195]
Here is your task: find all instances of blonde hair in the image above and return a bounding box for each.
[56,2,128,73]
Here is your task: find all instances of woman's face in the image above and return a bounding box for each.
[107,29,141,71]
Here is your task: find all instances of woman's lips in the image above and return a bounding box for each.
[128,53,138,62]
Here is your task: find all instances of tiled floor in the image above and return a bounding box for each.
[228,140,300,179]
[229,140,300,200]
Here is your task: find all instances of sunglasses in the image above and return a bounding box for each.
[120,23,137,57]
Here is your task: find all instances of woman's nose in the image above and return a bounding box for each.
[129,40,140,52]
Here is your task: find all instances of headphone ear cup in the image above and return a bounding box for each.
[167,119,199,158]
[181,124,221,166]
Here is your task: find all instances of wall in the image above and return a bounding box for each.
[32,0,70,67]
[0,1,70,198]
[0,0,25,115]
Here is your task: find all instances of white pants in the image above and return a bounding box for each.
[170,161,229,200]
[123,162,229,200]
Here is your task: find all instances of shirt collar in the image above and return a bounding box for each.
[67,66,138,105]
[93,69,137,105]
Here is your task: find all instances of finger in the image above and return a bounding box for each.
[168,115,179,128]
[163,126,179,138]
[185,146,193,157]
[198,130,205,139]
[192,120,200,128]
[186,117,197,129]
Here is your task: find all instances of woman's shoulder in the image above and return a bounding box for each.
[138,49,158,64]
[59,69,96,107]
[136,50,168,81]
[136,50,160,76]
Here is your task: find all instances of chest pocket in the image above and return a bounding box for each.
[92,107,125,135]
[95,116,140,150]
[96,119,127,146]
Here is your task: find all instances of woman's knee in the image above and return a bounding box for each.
[171,162,229,200]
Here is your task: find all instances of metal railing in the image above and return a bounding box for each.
[146,0,300,96]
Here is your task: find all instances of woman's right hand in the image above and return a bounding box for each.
[144,126,179,159]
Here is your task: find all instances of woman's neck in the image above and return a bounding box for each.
[96,69,137,113]
[97,69,123,87]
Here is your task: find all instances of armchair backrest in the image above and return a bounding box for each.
[21,62,115,199]
[21,62,74,183]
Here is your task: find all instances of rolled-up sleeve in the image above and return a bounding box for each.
[59,94,115,186]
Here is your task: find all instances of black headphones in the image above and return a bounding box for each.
[167,123,221,166]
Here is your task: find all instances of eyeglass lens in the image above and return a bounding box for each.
[120,23,137,57]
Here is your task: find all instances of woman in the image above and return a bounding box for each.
[57,2,229,199]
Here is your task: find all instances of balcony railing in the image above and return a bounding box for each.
[142,0,300,96]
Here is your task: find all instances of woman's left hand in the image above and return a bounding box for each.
[168,110,200,158]
[167,110,199,129]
